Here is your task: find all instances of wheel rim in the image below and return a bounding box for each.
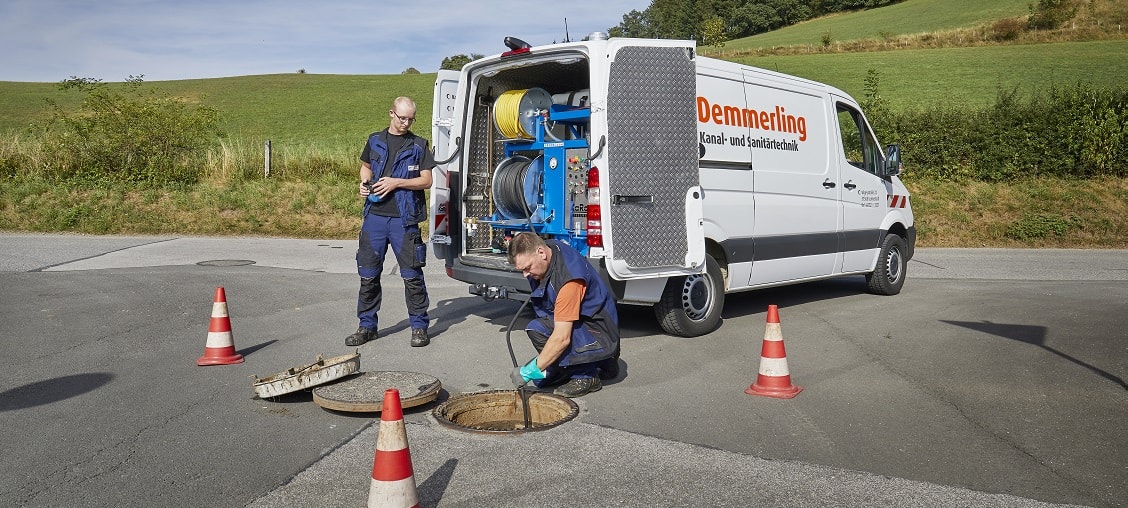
[680,273,714,321]
[885,246,903,284]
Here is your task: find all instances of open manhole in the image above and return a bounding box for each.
[432,390,579,434]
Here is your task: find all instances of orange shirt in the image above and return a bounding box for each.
[554,279,587,322]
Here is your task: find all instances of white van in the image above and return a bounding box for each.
[430,34,915,337]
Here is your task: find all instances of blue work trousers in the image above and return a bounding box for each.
[356,214,429,331]
[526,318,616,385]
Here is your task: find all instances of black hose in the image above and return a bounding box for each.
[504,297,532,369]
[504,296,534,429]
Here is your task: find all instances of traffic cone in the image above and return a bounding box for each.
[745,304,802,399]
[367,388,419,508]
[196,287,244,366]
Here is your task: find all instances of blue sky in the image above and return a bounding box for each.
[0,0,648,83]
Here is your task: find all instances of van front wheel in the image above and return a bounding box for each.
[654,256,724,337]
[866,233,907,295]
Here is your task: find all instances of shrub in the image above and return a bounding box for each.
[991,17,1027,41]
[40,76,221,187]
[1006,212,1079,240]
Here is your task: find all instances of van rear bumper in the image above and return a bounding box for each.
[450,258,530,300]
[449,256,625,302]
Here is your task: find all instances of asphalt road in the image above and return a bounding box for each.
[0,233,1124,507]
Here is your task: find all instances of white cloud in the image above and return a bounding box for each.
[0,0,647,82]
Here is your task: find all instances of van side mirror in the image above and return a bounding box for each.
[882,144,902,177]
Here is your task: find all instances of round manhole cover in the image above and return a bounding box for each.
[312,371,441,412]
[432,389,579,434]
[196,259,256,267]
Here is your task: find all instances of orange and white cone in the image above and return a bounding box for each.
[367,388,419,508]
[745,304,802,399]
[196,287,244,366]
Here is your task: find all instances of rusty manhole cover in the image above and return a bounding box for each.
[432,390,579,434]
[312,371,441,412]
[196,259,256,267]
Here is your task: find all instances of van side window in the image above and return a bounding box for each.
[836,104,880,174]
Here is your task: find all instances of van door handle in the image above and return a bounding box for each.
[822,179,836,189]
[843,181,856,190]
[612,194,655,205]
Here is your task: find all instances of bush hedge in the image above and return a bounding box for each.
[872,82,1127,181]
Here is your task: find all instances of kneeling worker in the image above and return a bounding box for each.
[507,232,620,397]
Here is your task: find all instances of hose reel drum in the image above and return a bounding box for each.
[492,155,543,220]
[494,88,553,139]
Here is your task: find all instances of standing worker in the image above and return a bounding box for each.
[345,96,434,348]
[507,232,620,397]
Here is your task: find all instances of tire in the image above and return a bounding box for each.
[654,255,725,337]
[866,233,907,296]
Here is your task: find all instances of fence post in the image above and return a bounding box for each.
[264,140,272,177]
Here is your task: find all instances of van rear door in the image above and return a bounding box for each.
[429,69,460,258]
[602,40,705,279]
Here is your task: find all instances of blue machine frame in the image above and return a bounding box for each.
[488,104,592,253]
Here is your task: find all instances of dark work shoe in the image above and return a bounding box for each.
[410,328,430,347]
[599,359,620,380]
[345,327,376,346]
[553,377,602,398]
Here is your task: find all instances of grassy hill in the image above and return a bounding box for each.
[0,73,437,151]
[738,40,1128,110]
[710,0,1033,51]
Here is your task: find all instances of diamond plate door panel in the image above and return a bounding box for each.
[607,46,699,270]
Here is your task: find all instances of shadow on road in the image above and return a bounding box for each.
[942,319,1127,391]
[0,372,114,411]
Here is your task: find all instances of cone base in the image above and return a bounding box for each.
[197,350,245,366]
[745,383,803,399]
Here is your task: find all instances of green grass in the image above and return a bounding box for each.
[712,0,1033,51]
[0,73,436,150]
[735,40,1128,110]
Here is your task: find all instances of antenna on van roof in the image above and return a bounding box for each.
[564,17,570,43]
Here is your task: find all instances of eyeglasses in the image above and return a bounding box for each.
[390,111,416,124]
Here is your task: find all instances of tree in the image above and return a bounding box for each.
[767,0,812,26]
[402,67,420,75]
[440,54,484,71]
[699,16,728,47]
[1028,0,1078,30]
[609,9,656,38]
[649,0,698,39]
[732,3,780,36]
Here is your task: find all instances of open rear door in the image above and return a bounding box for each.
[602,41,705,279]
[429,69,460,257]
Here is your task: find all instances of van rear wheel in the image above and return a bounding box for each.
[866,233,907,295]
[654,256,724,337]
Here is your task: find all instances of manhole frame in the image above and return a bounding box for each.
[196,259,257,267]
[431,389,579,434]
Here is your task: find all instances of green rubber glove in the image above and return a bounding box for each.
[521,357,547,381]
[510,357,547,386]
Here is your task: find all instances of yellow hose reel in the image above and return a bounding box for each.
[494,88,554,139]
